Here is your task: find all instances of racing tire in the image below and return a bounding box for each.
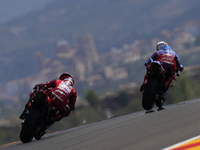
[20,108,41,143]
[142,78,158,110]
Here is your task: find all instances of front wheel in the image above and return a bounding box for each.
[142,78,158,110]
[20,108,41,143]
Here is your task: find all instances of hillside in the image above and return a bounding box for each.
[0,0,200,83]
[0,0,57,23]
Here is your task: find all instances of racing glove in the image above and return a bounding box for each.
[34,84,45,89]
[179,64,184,72]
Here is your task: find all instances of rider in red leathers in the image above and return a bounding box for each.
[19,72,77,125]
[140,41,184,93]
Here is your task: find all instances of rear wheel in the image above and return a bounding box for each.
[142,78,158,110]
[20,108,41,143]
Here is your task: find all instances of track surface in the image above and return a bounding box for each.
[1,99,200,150]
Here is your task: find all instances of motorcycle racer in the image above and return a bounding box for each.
[140,41,184,93]
[19,72,77,126]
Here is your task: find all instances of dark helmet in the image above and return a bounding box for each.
[156,41,168,50]
[59,72,75,86]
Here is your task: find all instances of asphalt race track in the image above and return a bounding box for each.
[1,99,200,150]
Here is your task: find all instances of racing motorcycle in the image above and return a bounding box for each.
[20,88,58,143]
[142,58,179,112]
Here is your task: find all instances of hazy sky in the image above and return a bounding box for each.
[0,0,57,23]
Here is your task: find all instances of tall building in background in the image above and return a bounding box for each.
[77,33,99,74]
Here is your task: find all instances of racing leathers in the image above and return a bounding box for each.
[19,79,77,124]
[141,45,184,92]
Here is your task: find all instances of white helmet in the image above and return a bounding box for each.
[156,41,168,50]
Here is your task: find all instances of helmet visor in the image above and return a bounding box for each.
[156,43,165,50]
[60,74,71,80]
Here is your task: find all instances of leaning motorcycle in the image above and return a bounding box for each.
[20,88,58,143]
[142,59,178,111]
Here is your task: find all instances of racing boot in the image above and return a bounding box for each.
[140,84,145,92]
[19,109,29,120]
[45,113,63,127]
[19,102,32,120]
[157,97,166,111]
[156,92,167,111]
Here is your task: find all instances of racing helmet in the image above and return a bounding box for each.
[59,72,75,86]
[156,41,168,50]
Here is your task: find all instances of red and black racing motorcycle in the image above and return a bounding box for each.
[20,88,58,143]
[142,59,179,112]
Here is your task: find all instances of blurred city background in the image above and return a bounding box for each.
[1,0,200,145]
